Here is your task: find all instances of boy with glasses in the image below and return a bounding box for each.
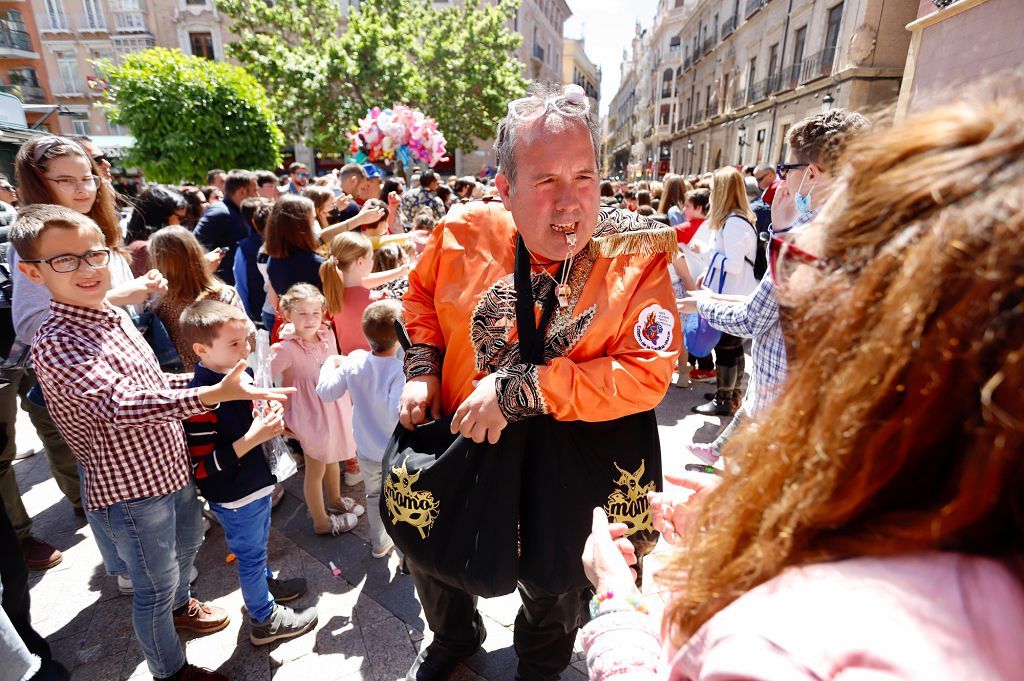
[12,204,294,681]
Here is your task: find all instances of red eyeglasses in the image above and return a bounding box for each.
[768,235,825,286]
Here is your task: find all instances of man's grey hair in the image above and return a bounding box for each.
[754,163,775,176]
[495,81,601,188]
[744,176,761,200]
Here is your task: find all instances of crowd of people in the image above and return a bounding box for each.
[0,74,1020,681]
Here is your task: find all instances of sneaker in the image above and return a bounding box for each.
[327,497,365,517]
[173,598,230,634]
[315,512,358,536]
[689,368,717,382]
[688,443,719,465]
[20,536,62,571]
[267,576,307,603]
[405,619,486,681]
[343,470,362,486]
[250,603,318,646]
[372,540,395,559]
[177,663,229,681]
[117,574,134,595]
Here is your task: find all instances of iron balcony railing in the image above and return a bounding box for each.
[0,28,32,51]
[798,47,837,84]
[745,0,764,19]
[702,35,715,55]
[705,99,719,119]
[721,15,737,38]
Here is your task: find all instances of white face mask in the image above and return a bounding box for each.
[794,169,816,216]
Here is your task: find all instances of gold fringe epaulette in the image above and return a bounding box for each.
[587,206,678,258]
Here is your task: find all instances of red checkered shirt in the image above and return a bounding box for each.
[32,301,211,510]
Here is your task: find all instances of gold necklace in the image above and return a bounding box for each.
[524,228,576,308]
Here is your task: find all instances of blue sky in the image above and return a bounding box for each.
[564,0,660,116]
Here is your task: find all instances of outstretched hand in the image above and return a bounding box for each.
[648,470,720,545]
[202,360,297,406]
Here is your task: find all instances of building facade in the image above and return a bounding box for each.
[148,0,233,63]
[0,0,55,128]
[897,0,1023,117]
[666,0,916,175]
[561,37,599,113]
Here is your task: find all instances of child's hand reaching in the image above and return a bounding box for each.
[236,400,285,457]
[202,360,297,406]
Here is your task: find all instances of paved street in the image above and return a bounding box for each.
[13,373,725,681]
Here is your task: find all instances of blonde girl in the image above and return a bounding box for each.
[270,283,362,535]
[148,226,247,371]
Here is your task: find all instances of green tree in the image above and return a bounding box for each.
[98,48,284,183]
[217,0,527,156]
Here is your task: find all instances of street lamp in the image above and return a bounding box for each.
[821,91,834,113]
[737,123,749,165]
[686,138,695,175]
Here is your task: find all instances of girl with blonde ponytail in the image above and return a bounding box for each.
[320,232,409,356]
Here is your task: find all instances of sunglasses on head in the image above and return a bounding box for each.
[776,162,810,179]
[93,154,111,166]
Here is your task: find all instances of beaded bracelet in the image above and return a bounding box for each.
[588,590,649,619]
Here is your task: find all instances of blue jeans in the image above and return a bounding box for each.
[77,462,128,576]
[86,482,204,679]
[210,495,275,622]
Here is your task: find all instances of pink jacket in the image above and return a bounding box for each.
[582,553,1024,681]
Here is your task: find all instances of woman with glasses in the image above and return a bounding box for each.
[690,167,759,417]
[582,86,1024,681]
[125,185,190,277]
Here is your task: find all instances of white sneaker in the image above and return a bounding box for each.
[327,497,365,517]
[343,471,363,486]
[117,574,133,595]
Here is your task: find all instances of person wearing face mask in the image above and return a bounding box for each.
[398,82,679,681]
[677,109,870,465]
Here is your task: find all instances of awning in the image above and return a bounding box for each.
[89,135,135,157]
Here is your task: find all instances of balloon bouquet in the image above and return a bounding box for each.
[347,104,448,175]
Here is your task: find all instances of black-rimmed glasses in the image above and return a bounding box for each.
[776,162,809,179]
[22,249,110,273]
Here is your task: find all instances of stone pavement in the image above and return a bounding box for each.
[12,373,725,681]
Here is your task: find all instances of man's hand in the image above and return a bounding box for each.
[450,373,507,444]
[771,178,798,231]
[201,360,296,406]
[336,193,353,211]
[582,508,641,596]
[648,470,720,545]
[235,401,285,457]
[398,374,442,429]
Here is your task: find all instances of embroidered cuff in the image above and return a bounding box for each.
[494,363,549,423]
[404,343,443,380]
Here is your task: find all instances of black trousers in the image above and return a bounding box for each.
[408,559,591,681]
[0,502,51,663]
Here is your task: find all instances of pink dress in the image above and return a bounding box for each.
[270,324,355,463]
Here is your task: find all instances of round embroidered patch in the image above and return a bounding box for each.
[633,304,675,352]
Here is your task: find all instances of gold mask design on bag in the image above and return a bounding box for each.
[384,458,440,539]
[605,460,655,535]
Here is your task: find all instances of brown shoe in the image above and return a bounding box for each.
[178,663,229,680]
[21,536,63,571]
[173,598,230,634]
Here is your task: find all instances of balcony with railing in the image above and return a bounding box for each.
[731,88,747,110]
[661,86,673,100]
[0,28,32,52]
[78,14,109,32]
[705,98,719,119]
[702,34,715,55]
[775,62,803,93]
[0,84,46,103]
[669,43,682,59]
[721,15,737,39]
[40,14,72,31]
[745,0,764,18]
[684,55,691,70]
[798,47,837,84]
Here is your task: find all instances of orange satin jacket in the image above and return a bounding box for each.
[402,199,681,423]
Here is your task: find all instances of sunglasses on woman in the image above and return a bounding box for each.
[776,162,810,179]
[768,235,826,286]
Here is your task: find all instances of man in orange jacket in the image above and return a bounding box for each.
[399,81,680,681]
